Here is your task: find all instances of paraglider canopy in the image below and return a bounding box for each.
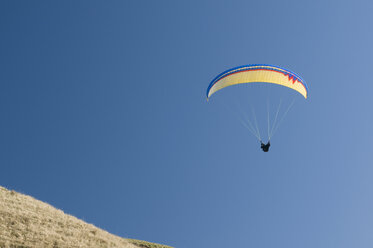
[206,64,308,100]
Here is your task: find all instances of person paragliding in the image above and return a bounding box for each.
[260,141,270,152]
[206,64,308,152]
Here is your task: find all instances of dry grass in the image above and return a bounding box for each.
[0,186,172,248]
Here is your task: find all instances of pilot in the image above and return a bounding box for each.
[260,141,271,152]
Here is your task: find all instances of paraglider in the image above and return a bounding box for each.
[260,141,270,152]
[206,64,308,152]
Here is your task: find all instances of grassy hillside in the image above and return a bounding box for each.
[0,186,172,248]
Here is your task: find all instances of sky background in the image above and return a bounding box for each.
[1,1,373,247]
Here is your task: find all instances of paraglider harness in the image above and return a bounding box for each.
[260,141,270,152]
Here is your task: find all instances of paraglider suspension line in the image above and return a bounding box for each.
[271,97,296,138]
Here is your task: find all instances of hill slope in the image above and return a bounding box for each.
[0,186,171,248]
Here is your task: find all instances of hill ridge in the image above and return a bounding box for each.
[0,186,172,248]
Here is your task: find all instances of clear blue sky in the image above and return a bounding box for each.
[1,1,373,247]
